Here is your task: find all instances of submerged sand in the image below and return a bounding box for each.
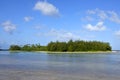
[0,69,120,80]
[0,51,120,80]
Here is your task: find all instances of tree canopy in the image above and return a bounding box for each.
[47,40,111,52]
[9,40,112,52]
[9,44,47,51]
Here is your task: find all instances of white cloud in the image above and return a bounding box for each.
[86,9,120,23]
[108,11,120,24]
[1,21,16,34]
[85,21,106,31]
[82,16,94,22]
[35,26,42,30]
[24,16,33,22]
[34,25,46,30]
[34,1,59,16]
[87,9,108,20]
[46,29,80,41]
[115,30,120,36]
[87,10,96,14]
[96,9,108,20]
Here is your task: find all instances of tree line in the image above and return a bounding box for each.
[9,40,112,51]
[9,44,47,51]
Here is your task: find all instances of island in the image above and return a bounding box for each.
[9,40,112,52]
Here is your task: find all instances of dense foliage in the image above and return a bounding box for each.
[9,44,47,51]
[9,40,112,51]
[9,45,21,50]
[47,40,111,51]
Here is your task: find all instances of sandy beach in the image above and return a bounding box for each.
[34,51,113,54]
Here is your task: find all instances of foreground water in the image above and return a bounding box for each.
[0,51,120,80]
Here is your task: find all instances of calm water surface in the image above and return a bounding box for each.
[0,51,120,80]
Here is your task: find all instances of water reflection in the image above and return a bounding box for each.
[0,51,120,80]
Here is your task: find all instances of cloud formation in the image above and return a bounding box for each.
[108,11,120,24]
[115,30,120,37]
[87,9,108,20]
[86,9,120,23]
[1,21,16,34]
[46,29,80,41]
[85,22,106,31]
[24,16,33,22]
[34,1,59,16]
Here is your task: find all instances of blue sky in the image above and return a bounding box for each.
[0,0,120,50]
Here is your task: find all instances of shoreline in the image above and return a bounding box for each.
[37,51,113,54]
[9,50,114,54]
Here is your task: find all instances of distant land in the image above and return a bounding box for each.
[0,49,9,51]
[9,40,112,52]
[112,50,120,52]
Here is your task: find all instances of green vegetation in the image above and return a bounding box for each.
[9,40,112,52]
[9,44,47,51]
[47,40,111,52]
[9,45,21,50]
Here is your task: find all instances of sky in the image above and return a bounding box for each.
[0,0,120,50]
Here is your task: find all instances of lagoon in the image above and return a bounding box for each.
[0,51,120,80]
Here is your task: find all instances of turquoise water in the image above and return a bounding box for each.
[0,51,120,80]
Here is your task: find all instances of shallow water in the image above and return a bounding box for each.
[0,51,120,80]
